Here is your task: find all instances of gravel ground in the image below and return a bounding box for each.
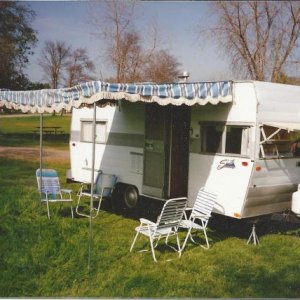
[0,146,69,163]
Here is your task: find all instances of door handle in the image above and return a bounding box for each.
[145,142,154,151]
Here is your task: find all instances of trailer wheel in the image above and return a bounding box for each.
[112,183,139,212]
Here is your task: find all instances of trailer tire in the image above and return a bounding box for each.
[112,183,139,212]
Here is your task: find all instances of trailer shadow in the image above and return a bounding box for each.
[209,213,300,242]
[100,199,300,244]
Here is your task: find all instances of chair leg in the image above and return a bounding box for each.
[181,226,193,252]
[202,228,210,249]
[189,231,199,244]
[75,193,82,215]
[76,193,91,218]
[93,196,103,218]
[46,200,50,219]
[149,235,157,262]
[154,235,161,248]
[176,234,182,257]
[70,205,74,219]
[130,230,140,252]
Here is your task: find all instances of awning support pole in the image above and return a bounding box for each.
[88,102,97,271]
[39,113,43,238]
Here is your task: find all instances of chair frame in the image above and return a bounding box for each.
[76,173,117,218]
[130,197,187,262]
[36,169,73,219]
[180,188,217,251]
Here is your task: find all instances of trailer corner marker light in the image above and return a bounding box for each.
[256,165,262,171]
[234,213,241,218]
[242,161,248,166]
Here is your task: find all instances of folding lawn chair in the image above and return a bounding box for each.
[76,173,117,218]
[130,197,187,262]
[36,168,73,219]
[180,187,217,251]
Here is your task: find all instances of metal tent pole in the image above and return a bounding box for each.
[39,113,43,183]
[88,102,97,271]
[38,113,43,238]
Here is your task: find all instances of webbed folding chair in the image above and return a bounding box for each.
[130,197,187,262]
[76,173,117,218]
[180,188,217,251]
[36,169,73,219]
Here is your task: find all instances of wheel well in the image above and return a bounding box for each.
[112,182,139,210]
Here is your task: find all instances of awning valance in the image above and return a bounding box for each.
[0,80,232,113]
[263,122,300,132]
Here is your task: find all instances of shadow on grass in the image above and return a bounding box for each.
[97,196,300,244]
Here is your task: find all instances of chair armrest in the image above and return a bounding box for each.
[193,213,211,221]
[169,197,187,201]
[139,218,156,226]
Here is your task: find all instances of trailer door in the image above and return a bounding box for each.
[143,104,190,199]
[143,104,170,198]
[169,106,190,198]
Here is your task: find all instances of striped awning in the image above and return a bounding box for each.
[0,80,232,113]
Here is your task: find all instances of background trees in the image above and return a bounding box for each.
[206,1,300,83]
[39,41,95,88]
[39,41,71,89]
[89,0,181,83]
[0,2,37,90]
[65,48,95,87]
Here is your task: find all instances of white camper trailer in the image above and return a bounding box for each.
[68,80,300,219]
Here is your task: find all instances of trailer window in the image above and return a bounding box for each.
[259,125,298,158]
[81,121,107,143]
[201,124,249,156]
[226,126,249,155]
[201,125,223,153]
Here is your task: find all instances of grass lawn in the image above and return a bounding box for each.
[0,115,300,297]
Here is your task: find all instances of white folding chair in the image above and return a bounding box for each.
[76,173,117,218]
[180,188,217,251]
[130,197,187,262]
[36,169,73,219]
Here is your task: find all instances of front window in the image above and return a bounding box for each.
[259,125,300,158]
[201,124,249,156]
[81,120,107,143]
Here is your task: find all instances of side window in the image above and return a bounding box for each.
[201,125,223,153]
[201,124,249,156]
[226,126,249,155]
[81,121,107,144]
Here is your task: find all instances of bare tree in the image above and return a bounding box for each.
[143,50,181,83]
[205,1,300,82]
[89,1,138,82]
[89,0,180,83]
[65,48,95,87]
[39,40,71,88]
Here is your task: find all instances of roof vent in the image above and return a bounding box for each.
[178,71,190,83]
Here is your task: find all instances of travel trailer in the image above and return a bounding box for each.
[68,80,300,219]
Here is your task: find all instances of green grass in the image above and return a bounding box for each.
[1,115,300,297]
[0,114,71,149]
[0,156,300,297]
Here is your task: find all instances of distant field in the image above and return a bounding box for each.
[0,114,71,149]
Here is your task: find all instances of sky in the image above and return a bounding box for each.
[25,1,233,84]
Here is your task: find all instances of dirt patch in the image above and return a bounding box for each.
[0,146,69,163]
